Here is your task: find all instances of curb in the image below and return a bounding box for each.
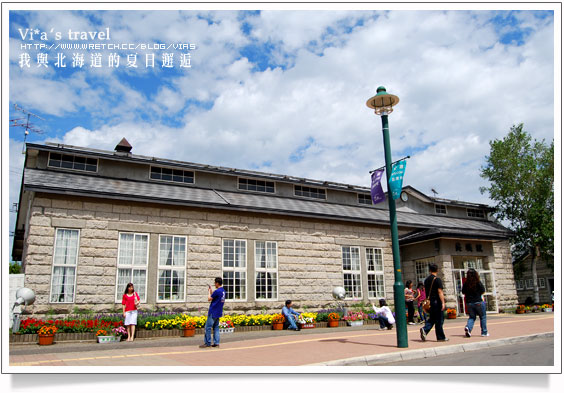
[307,332,554,366]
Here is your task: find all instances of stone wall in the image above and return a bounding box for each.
[23,193,398,316]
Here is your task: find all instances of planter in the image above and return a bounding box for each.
[447,314,457,319]
[346,320,364,327]
[97,335,121,343]
[182,328,196,337]
[299,323,315,329]
[328,320,339,328]
[219,327,234,334]
[272,323,283,330]
[516,309,525,314]
[543,308,553,313]
[38,334,55,346]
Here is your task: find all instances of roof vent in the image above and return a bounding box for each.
[114,138,132,154]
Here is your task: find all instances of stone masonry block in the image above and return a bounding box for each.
[26,235,55,246]
[33,197,52,207]
[52,199,83,210]
[95,211,121,221]
[85,220,109,229]
[130,206,160,216]
[83,202,114,213]
[120,214,148,223]
[29,216,51,227]
[112,204,131,214]
[28,226,55,237]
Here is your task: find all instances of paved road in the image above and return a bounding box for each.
[379,337,554,366]
[9,313,554,367]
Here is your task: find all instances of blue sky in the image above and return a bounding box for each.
[6,8,556,260]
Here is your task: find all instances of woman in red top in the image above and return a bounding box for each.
[122,283,140,342]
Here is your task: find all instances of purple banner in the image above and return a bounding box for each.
[370,169,386,204]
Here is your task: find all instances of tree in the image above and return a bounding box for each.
[9,261,22,274]
[480,123,554,303]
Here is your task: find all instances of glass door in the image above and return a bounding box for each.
[480,270,498,313]
[452,269,467,315]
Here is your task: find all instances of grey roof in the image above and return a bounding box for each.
[24,168,511,236]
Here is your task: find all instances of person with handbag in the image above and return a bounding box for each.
[122,282,140,342]
[404,280,416,325]
[462,268,489,337]
[420,263,449,342]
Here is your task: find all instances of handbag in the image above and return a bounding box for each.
[422,277,436,313]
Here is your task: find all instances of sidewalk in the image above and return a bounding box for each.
[9,313,554,367]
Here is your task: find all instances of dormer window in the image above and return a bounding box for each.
[150,166,194,184]
[238,178,275,193]
[467,208,485,218]
[435,204,447,214]
[48,152,98,172]
[294,185,326,200]
[358,194,372,205]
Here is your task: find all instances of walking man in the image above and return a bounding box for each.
[201,277,225,348]
[420,263,449,342]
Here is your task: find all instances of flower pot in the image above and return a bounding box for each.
[97,335,121,343]
[543,308,553,313]
[272,323,283,330]
[516,309,525,314]
[328,320,339,327]
[346,320,363,327]
[219,327,234,334]
[183,328,195,337]
[299,323,315,329]
[38,334,55,346]
[447,314,457,319]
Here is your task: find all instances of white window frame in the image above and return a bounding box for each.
[115,232,149,303]
[467,208,485,218]
[48,152,99,173]
[254,241,278,301]
[237,177,276,194]
[294,185,327,200]
[342,246,362,299]
[149,165,195,185]
[516,280,524,290]
[525,279,533,289]
[366,247,385,299]
[415,258,434,287]
[156,235,187,303]
[49,228,80,304]
[538,277,546,288]
[222,239,247,302]
[357,193,372,205]
[435,204,447,214]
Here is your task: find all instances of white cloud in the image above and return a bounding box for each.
[8,9,555,211]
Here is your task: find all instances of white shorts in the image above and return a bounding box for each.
[125,310,138,326]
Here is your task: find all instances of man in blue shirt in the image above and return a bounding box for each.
[201,277,225,348]
[282,300,301,331]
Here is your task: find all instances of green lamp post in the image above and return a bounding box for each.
[366,86,408,348]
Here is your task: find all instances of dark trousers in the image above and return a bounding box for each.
[406,301,415,323]
[423,298,446,340]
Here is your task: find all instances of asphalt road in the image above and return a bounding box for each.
[378,337,554,366]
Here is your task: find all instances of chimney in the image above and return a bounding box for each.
[114,137,132,155]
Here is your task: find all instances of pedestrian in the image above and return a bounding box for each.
[420,263,449,342]
[122,282,140,342]
[462,268,489,337]
[414,282,427,323]
[201,277,226,348]
[405,280,416,325]
[372,299,395,330]
[282,300,301,331]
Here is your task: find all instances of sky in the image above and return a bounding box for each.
[6,6,557,259]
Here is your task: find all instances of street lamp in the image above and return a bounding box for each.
[366,86,408,348]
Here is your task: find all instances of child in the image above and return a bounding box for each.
[372,299,395,330]
[415,282,427,324]
[122,282,140,342]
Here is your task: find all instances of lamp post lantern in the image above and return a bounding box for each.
[366,86,408,348]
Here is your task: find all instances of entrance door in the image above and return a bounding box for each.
[480,271,498,313]
[452,269,467,315]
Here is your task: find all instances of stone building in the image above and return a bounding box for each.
[12,140,516,317]
[514,253,554,305]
